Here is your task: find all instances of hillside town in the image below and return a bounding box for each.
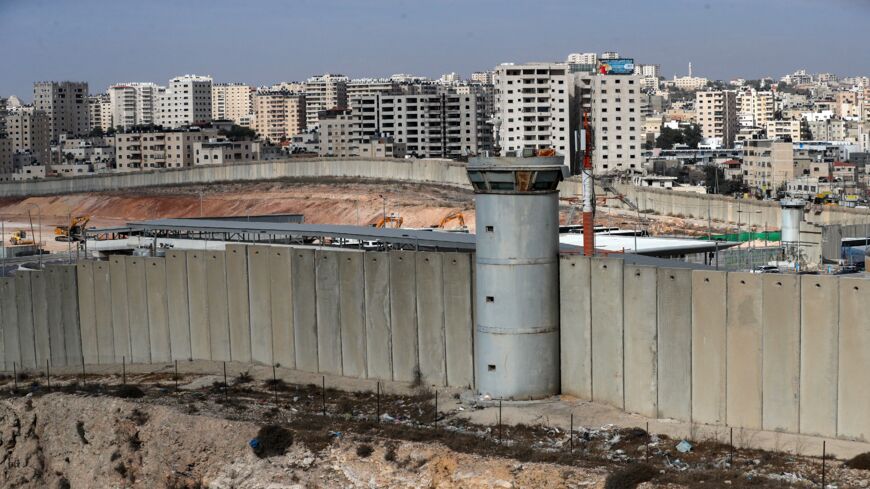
[2,57,869,206]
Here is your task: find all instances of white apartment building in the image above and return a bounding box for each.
[494,63,573,162]
[347,79,400,102]
[212,83,253,123]
[33,81,89,140]
[636,64,660,78]
[303,74,348,130]
[114,127,218,170]
[576,72,645,173]
[88,94,113,132]
[351,92,491,159]
[566,53,597,66]
[695,90,738,148]
[319,108,357,157]
[743,139,795,195]
[737,89,774,127]
[252,90,306,142]
[5,107,51,164]
[109,82,163,129]
[672,76,709,91]
[155,75,213,129]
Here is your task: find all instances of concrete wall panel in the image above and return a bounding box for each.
[247,246,273,365]
[144,258,171,363]
[185,251,210,361]
[126,257,151,363]
[44,266,66,367]
[364,253,392,381]
[838,277,870,440]
[390,251,418,383]
[60,266,81,366]
[442,252,474,388]
[226,244,252,363]
[205,252,231,361]
[269,247,295,368]
[623,265,658,418]
[339,252,367,378]
[291,249,318,372]
[15,273,36,370]
[0,278,19,370]
[726,273,763,430]
[166,251,192,361]
[762,274,801,433]
[108,257,131,363]
[559,255,592,399]
[691,270,727,425]
[799,275,838,437]
[590,257,624,408]
[75,263,97,366]
[30,271,51,367]
[657,268,693,422]
[92,262,115,364]
[416,253,446,386]
[315,250,342,375]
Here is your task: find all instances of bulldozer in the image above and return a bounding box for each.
[9,230,35,246]
[55,215,90,242]
[432,211,467,230]
[372,214,403,229]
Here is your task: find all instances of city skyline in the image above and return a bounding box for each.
[2,0,870,100]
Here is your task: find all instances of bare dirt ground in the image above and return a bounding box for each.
[0,178,737,254]
[0,369,866,488]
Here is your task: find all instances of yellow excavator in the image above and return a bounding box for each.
[9,230,35,246]
[372,214,403,229]
[55,215,90,242]
[432,211,467,230]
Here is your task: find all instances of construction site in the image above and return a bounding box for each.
[0,156,869,488]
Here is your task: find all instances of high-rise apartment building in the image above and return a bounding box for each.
[252,90,306,142]
[347,79,400,102]
[155,75,212,129]
[87,94,113,132]
[743,139,794,195]
[303,74,348,130]
[319,109,358,157]
[576,72,645,172]
[566,53,598,66]
[211,83,253,123]
[737,89,774,128]
[5,107,51,164]
[493,63,573,161]
[0,137,13,181]
[0,98,7,135]
[765,120,803,141]
[351,92,491,159]
[33,81,89,140]
[109,82,163,129]
[695,90,738,148]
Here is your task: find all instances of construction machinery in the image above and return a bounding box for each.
[54,215,90,242]
[372,214,403,229]
[433,211,467,230]
[9,230,35,246]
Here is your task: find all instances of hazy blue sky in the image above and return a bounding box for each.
[2,0,868,100]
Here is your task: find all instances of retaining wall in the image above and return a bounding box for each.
[560,254,870,443]
[0,158,473,197]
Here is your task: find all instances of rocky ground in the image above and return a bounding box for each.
[0,371,866,488]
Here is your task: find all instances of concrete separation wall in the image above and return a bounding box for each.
[0,158,473,197]
[559,256,870,443]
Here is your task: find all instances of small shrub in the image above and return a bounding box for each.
[264,378,287,391]
[57,477,71,489]
[251,425,294,458]
[235,371,253,385]
[115,384,145,399]
[110,451,121,462]
[114,463,127,477]
[129,408,149,426]
[384,444,398,462]
[411,367,423,388]
[75,421,88,445]
[356,444,373,458]
[129,432,142,452]
[337,398,355,415]
[604,463,657,489]
[845,452,870,471]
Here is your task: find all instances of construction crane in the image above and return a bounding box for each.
[372,214,403,229]
[433,211,466,229]
[55,215,91,242]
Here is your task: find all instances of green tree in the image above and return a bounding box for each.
[682,124,703,149]
[655,127,683,149]
[219,125,257,141]
[88,127,104,137]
